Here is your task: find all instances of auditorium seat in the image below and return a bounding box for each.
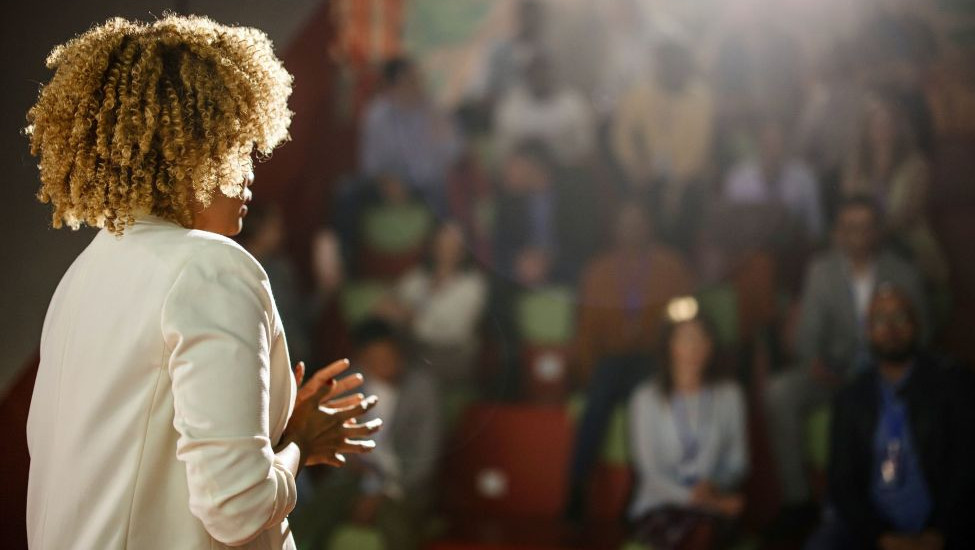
[358,200,433,280]
[326,524,384,550]
[696,284,739,347]
[515,286,576,404]
[442,403,573,518]
[339,280,390,327]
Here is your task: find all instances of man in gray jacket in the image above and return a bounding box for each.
[766,196,928,515]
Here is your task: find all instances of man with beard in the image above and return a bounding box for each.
[806,285,975,550]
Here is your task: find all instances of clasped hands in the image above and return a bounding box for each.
[279,358,382,469]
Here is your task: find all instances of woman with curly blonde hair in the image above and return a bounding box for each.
[26,15,381,549]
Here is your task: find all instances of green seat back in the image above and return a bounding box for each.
[516,286,575,345]
[362,202,433,254]
[696,285,739,347]
[340,281,389,327]
[325,524,384,550]
[805,404,831,470]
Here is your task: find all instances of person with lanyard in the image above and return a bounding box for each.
[806,285,975,550]
[627,297,748,550]
[565,202,695,521]
[765,196,929,530]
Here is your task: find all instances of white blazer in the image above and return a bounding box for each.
[27,216,298,549]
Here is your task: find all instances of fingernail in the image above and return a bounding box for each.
[366,419,383,429]
[343,358,350,365]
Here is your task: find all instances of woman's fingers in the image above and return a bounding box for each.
[326,393,365,410]
[335,395,379,421]
[320,373,364,404]
[342,418,383,437]
[308,453,346,468]
[293,361,305,388]
[337,439,377,455]
[299,359,350,401]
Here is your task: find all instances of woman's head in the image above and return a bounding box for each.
[658,297,719,395]
[430,221,468,272]
[27,15,293,235]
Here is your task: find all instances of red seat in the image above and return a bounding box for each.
[443,404,573,519]
[520,346,570,405]
[586,464,632,521]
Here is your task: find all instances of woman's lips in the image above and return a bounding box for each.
[240,205,249,217]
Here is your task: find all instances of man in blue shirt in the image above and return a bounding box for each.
[807,285,975,550]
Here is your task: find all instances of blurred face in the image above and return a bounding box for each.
[869,291,918,363]
[433,223,465,269]
[251,206,285,253]
[503,153,550,192]
[655,43,693,93]
[392,65,423,105]
[614,204,651,250]
[867,100,897,150]
[669,320,713,384]
[525,57,554,98]
[357,340,404,384]
[834,205,880,260]
[193,170,253,237]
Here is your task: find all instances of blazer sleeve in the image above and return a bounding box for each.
[161,243,297,546]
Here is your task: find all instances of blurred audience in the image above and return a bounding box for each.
[766,197,928,514]
[376,222,488,386]
[566,202,694,519]
[806,286,975,550]
[724,114,826,246]
[843,92,949,287]
[360,56,461,214]
[494,51,596,168]
[293,318,442,550]
[281,3,975,547]
[628,301,748,549]
[611,34,713,250]
[794,39,867,222]
[592,0,653,117]
[466,0,545,108]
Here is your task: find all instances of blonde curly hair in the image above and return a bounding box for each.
[26,14,293,234]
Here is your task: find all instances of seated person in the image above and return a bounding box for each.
[766,196,928,514]
[806,285,975,550]
[291,318,443,550]
[494,49,595,169]
[375,221,488,386]
[723,114,825,247]
[565,203,695,519]
[359,56,461,214]
[629,298,748,549]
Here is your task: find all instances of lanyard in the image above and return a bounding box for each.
[878,379,909,487]
[672,390,710,485]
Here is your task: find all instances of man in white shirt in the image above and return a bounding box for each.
[494,51,596,168]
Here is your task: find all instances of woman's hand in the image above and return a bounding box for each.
[280,359,382,468]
